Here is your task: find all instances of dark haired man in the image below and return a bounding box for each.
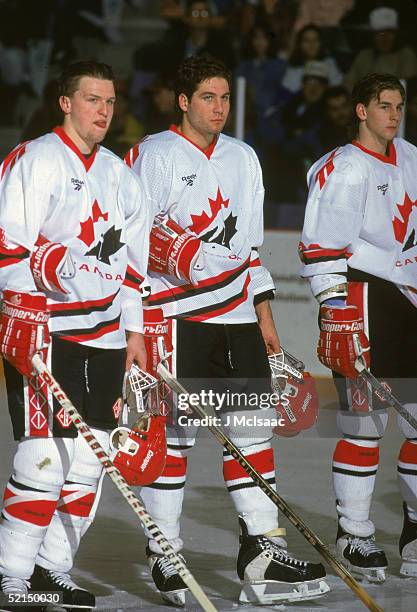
[300,72,417,581]
[0,61,150,608]
[126,54,328,606]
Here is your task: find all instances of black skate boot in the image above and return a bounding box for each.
[336,523,388,582]
[30,565,95,610]
[0,575,31,612]
[146,544,189,606]
[237,516,329,605]
[399,502,417,577]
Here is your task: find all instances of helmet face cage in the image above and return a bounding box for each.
[268,350,304,396]
[124,364,160,414]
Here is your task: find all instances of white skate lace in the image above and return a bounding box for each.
[155,556,181,578]
[46,570,82,591]
[1,576,30,593]
[259,537,308,567]
[348,536,382,557]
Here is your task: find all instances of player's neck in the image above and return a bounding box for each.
[178,120,215,151]
[61,122,95,155]
[356,130,392,157]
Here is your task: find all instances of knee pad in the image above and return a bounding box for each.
[221,408,275,449]
[68,428,110,486]
[13,437,75,493]
[337,409,388,439]
[397,404,417,440]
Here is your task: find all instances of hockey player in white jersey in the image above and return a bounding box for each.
[300,72,417,582]
[126,54,328,606]
[0,61,150,610]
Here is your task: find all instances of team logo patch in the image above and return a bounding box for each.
[56,407,72,428]
[112,397,123,420]
[71,178,85,191]
[182,173,197,186]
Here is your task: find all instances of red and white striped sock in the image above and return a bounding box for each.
[398,439,417,522]
[223,441,278,535]
[333,438,379,537]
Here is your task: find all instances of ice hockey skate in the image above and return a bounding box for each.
[0,575,31,612]
[237,516,329,605]
[336,524,388,582]
[30,565,95,610]
[399,503,417,577]
[146,544,189,606]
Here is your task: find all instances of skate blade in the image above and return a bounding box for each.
[400,560,417,577]
[348,565,387,583]
[238,579,330,604]
[161,588,189,607]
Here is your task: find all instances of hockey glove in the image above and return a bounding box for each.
[30,235,76,294]
[0,290,50,377]
[149,218,203,285]
[318,304,370,378]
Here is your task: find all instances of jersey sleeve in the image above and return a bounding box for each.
[299,151,366,299]
[119,168,151,334]
[247,149,276,297]
[0,144,53,292]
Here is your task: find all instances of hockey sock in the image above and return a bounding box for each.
[0,437,75,578]
[398,439,417,522]
[223,441,278,535]
[333,438,379,537]
[141,446,189,542]
[36,428,108,572]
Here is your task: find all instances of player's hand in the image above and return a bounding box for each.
[318,304,370,378]
[0,290,50,377]
[256,300,281,354]
[149,218,204,285]
[126,332,147,371]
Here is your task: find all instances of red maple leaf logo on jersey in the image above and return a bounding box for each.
[189,188,229,234]
[78,200,109,246]
[392,193,417,243]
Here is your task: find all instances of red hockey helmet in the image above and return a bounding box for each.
[110,413,167,485]
[269,351,319,437]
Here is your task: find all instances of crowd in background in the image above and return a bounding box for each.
[2,0,417,227]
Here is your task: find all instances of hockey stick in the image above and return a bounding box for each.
[157,362,383,612]
[353,335,417,432]
[31,355,217,612]
[355,359,417,431]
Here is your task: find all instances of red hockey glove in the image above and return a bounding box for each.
[318,304,370,378]
[30,235,75,294]
[0,290,50,377]
[149,218,203,285]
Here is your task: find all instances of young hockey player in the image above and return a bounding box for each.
[0,61,150,610]
[126,53,328,606]
[300,72,417,581]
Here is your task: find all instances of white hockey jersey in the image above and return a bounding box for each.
[125,125,275,323]
[300,138,417,307]
[0,127,150,348]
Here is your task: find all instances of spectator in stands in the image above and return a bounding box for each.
[239,0,298,57]
[156,0,236,73]
[281,59,330,138]
[345,6,417,90]
[282,24,342,93]
[288,85,351,165]
[236,24,287,138]
[292,0,354,54]
[142,77,176,135]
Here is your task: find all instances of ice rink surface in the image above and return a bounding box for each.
[0,379,416,612]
